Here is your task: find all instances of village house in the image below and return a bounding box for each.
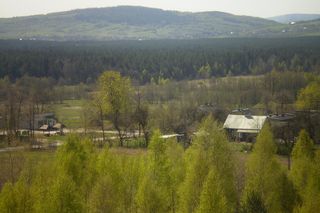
[223,114,267,142]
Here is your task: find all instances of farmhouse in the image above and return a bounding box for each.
[223,114,267,142]
[19,112,57,130]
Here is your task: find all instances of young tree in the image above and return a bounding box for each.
[196,169,229,213]
[48,174,83,213]
[298,151,320,213]
[89,148,126,213]
[135,130,168,213]
[0,176,34,213]
[136,130,184,213]
[242,124,294,213]
[133,90,149,146]
[290,130,315,196]
[296,81,320,111]
[178,116,236,213]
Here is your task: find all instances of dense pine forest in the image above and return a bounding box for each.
[1,37,320,83]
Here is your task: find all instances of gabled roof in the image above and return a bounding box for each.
[223,114,267,131]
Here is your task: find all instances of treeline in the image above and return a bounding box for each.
[1,37,320,83]
[0,117,319,212]
[1,71,319,145]
[141,71,320,142]
[0,75,89,144]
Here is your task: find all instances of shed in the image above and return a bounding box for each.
[223,114,267,142]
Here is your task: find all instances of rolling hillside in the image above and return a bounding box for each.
[269,14,320,23]
[0,6,319,40]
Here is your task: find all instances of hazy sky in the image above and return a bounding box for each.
[1,0,320,18]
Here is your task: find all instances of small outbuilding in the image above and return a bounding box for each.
[223,114,267,142]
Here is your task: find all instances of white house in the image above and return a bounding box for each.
[223,114,267,142]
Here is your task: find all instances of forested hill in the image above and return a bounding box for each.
[1,6,318,40]
[1,37,320,83]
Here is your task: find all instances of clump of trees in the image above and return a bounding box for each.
[94,71,150,146]
[0,75,90,145]
[1,116,319,212]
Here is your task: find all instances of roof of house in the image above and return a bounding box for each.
[39,124,49,130]
[223,114,267,131]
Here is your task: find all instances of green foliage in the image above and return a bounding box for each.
[56,135,97,187]
[198,63,212,79]
[0,183,17,213]
[196,169,229,213]
[136,130,184,213]
[242,124,291,213]
[298,151,320,213]
[178,116,236,213]
[0,177,34,213]
[0,38,319,83]
[98,71,133,145]
[290,130,318,212]
[98,71,131,114]
[1,124,319,212]
[48,174,83,213]
[296,81,320,110]
[290,130,315,194]
[241,191,267,213]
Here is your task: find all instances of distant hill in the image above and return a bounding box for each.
[269,14,320,23]
[0,6,319,40]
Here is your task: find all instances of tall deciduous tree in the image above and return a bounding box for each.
[98,71,133,146]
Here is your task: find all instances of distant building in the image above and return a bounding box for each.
[20,112,57,130]
[223,114,267,142]
[35,113,56,129]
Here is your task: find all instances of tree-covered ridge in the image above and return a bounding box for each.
[0,37,320,83]
[0,6,281,40]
